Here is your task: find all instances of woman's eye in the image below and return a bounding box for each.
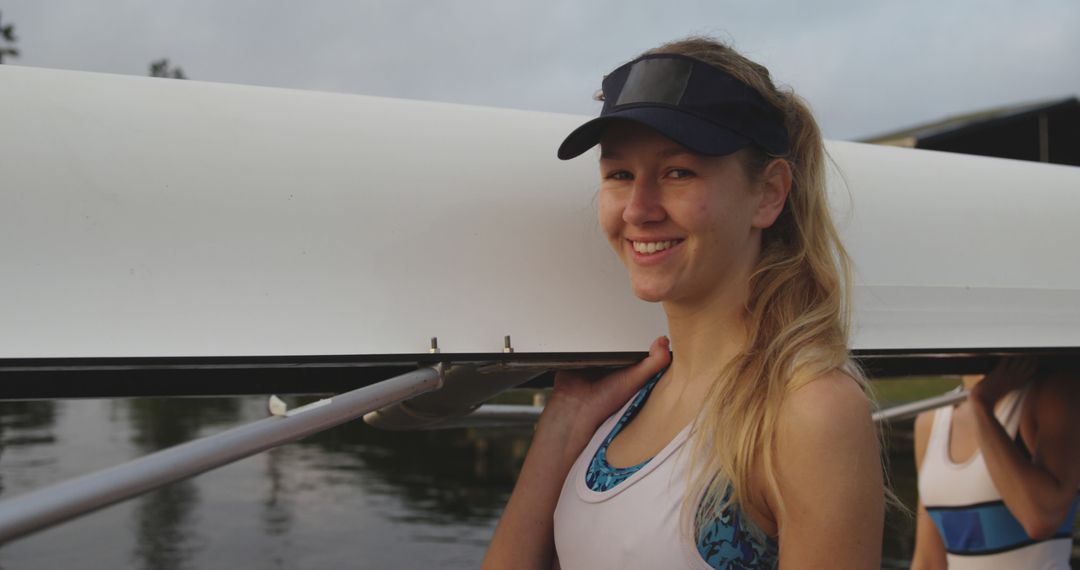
[666,168,695,179]
[606,170,633,181]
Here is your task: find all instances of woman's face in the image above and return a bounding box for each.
[598,122,777,306]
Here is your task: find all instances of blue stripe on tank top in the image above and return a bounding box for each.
[926,496,1079,556]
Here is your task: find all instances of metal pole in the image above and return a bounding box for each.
[402,386,969,429]
[872,389,967,423]
[430,404,544,429]
[0,366,443,543]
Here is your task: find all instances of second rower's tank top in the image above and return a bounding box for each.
[918,387,1077,569]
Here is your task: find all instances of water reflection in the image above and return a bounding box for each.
[0,394,1073,569]
[124,398,241,570]
[300,407,530,525]
[261,446,293,538]
[0,397,950,565]
[0,394,530,568]
[0,400,56,495]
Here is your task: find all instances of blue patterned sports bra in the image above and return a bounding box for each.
[585,372,779,569]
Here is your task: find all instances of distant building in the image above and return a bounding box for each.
[863,97,1079,166]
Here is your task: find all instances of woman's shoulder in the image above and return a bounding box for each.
[769,372,874,474]
[1026,371,1080,430]
[778,370,873,437]
[771,369,878,488]
[1030,371,1080,403]
[913,409,937,446]
[766,369,884,552]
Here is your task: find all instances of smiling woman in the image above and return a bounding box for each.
[596,123,780,305]
[483,36,884,570]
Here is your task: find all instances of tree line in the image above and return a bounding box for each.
[0,12,185,78]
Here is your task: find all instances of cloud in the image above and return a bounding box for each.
[3,0,1078,139]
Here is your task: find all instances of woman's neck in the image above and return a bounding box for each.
[661,279,749,394]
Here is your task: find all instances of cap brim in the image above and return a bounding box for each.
[556,107,752,160]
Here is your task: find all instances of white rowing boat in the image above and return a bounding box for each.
[0,64,1076,542]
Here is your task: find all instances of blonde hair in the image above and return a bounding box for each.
[641,37,870,536]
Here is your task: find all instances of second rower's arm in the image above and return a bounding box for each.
[970,359,1080,539]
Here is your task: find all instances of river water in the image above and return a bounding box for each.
[0,396,525,569]
[0,394,1073,569]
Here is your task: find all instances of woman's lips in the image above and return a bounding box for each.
[627,238,684,264]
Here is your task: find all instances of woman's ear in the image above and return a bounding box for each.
[752,159,792,229]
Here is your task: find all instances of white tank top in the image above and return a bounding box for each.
[918,387,1075,569]
[552,395,711,569]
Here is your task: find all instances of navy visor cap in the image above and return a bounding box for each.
[557,54,790,160]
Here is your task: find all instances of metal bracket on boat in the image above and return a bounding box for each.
[363,362,543,430]
[362,354,648,429]
[474,356,641,374]
[364,355,645,430]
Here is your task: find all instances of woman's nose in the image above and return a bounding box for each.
[623,180,665,226]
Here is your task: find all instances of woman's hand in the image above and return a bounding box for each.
[542,336,671,458]
[482,336,671,570]
[969,356,1038,410]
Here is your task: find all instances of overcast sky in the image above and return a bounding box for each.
[2,1,1078,140]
